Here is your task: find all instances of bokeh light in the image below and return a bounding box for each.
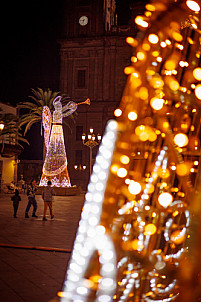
[186,0,200,12]
[193,68,201,80]
[174,133,189,147]
[195,84,201,99]
[128,180,141,195]
[158,192,173,207]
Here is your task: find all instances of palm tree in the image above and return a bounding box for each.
[0,111,29,153]
[18,88,76,158]
[18,88,74,133]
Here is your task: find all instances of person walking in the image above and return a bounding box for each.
[42,180,56,221]
[11,189,21,218]
[25,179,38,218]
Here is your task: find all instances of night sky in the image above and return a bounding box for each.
[1,0,133,105]
[0,0,134,159]
[0,0,63,105]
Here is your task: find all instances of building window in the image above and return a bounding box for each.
[76,126,83,141]
[75,150,82,165]
[77,69,86,88]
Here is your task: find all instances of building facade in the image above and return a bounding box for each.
[0,102,21,190]
[59,0,146,189]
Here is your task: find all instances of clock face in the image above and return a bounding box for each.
[79,16,88,26]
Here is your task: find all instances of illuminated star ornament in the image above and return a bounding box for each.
[60,1,201,301]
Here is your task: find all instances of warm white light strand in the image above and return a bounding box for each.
[61,120,118,302]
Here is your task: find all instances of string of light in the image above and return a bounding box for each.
[60,1,201,301]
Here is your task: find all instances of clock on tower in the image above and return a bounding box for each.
[79,15,88,26]
[62,0,116,37]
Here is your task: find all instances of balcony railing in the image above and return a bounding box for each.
[0,135,21,157]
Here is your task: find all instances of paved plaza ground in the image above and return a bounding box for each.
[0,192,85,302]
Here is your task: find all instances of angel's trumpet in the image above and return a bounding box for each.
[77,98,90,106]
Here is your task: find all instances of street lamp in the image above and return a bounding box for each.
[0,122,4,131]
[82,129,101,174]
[74,164,87,171]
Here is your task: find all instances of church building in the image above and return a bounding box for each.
[59,0,146,189]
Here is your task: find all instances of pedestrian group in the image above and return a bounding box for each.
[11,179,55,221]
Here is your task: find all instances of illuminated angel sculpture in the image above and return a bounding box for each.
[40,96,90,187]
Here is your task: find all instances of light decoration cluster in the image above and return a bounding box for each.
[40,97,78,187]
[60,120,118,301]
[42,106,52,149]
[61,0,201,301]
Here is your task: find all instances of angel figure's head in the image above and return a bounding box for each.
[53,96,62,111]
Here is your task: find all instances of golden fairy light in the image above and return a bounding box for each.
[128,111,138,121]
[176,162,192,176]
[120,155,130,165]
[150,97,164,110]
[137,51,146,61]
[126,37,138,47]
[158,192,173,208]
[135,16,149,28]
[61,1,201,302]
[193,67,201,80]
[144,224,157,236]
[117,167,127,178]
[174,133,189,147]
[128,180,141,195]
[114,108,122,117]
[186,0,200,11]
[148,33,159,44]
[195,84,201,99]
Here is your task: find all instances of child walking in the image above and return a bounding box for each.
[42,180,56,221]
[11,189,21,218]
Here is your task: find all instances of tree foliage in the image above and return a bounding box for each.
[0,110,29,148]
[18,88,76,135]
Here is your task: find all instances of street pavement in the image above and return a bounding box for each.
[0,192,85,302]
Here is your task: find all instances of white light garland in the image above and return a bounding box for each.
[40,97,77,187]
[39,176,71,187]
[61,120,118,302]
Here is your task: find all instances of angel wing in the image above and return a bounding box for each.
[42,106,52,149]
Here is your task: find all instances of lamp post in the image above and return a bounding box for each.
[82,128,101,175]
[74,164,87,171]
[74,164,87,190]
[0,122,4,131]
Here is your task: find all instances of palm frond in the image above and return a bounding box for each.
[37,87,44,96]
[17,136,30,145]
[24,118,40,135]
[17,102,37,109]
[18,88,74,140]
[19,115,41,127]
[31,88,43,100]
[28,95,44,107]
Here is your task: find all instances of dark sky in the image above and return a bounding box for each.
[0,0,63,105]
[0,0,65,159]
[0,0,132,106]
[0,0,133,159]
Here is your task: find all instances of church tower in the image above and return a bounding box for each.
[59,0,142,189]
[62,0,116,37]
